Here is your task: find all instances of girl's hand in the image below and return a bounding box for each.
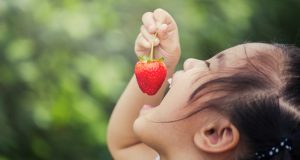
[135,8,181,72]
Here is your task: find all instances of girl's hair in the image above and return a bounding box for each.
[189,44,300,160]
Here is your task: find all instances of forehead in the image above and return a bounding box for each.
[208,43,278,68]
[188,43,282,109]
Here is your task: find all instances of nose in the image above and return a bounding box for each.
[183,58,207,71]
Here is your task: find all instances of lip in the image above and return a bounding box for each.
[139,104,156,115]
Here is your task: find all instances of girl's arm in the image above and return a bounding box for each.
[107,75,171,159]
[107,8,180,159]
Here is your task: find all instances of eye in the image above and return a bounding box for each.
[205,61,210,68]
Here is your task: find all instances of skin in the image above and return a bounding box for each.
[107,8,278,160]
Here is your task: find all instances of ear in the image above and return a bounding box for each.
[193,117,240,153]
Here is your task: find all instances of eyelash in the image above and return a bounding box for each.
[205,61,210,68]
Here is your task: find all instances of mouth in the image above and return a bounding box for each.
[139,104,156,115]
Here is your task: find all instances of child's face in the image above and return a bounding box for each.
[133,43,276,149]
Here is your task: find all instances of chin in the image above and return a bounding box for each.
[133,117,161,149]
[133,117,148,140]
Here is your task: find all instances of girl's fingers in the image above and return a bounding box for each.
[136,9,179,58]
[153,8,173,26]
[137,33,151,49]
[152,9,177,40]
[140,25,159,46]
[142,12,156,33]
[157,24,169,40]
[135,33,151,55]
[165,22,177,33]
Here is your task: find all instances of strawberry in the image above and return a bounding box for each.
[135,56,167,95]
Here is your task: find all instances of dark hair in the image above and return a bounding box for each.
[189,44,300,160]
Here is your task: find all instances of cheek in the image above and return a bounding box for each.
[163,80,193,109]
[147,96,189,122]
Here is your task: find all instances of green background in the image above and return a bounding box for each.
[1,0,300,159]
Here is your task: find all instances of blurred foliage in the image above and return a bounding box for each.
[0,0,299,159]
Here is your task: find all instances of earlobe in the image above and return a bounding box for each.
[194,119,240,153]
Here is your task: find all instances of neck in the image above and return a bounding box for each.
[157,145,204,160]
[157,147,233,160]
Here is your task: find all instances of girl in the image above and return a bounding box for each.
[107,8,300,160]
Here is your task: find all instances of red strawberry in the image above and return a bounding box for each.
[135,56,167,95]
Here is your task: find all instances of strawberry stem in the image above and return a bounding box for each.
[150,32,158,60]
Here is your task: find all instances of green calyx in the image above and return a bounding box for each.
[138,55,164,62]
[138,32,164,63]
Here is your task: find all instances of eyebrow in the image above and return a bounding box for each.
[216,53,225,59]
[215,53,225,67]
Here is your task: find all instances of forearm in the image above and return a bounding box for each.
[107,72,172,153]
